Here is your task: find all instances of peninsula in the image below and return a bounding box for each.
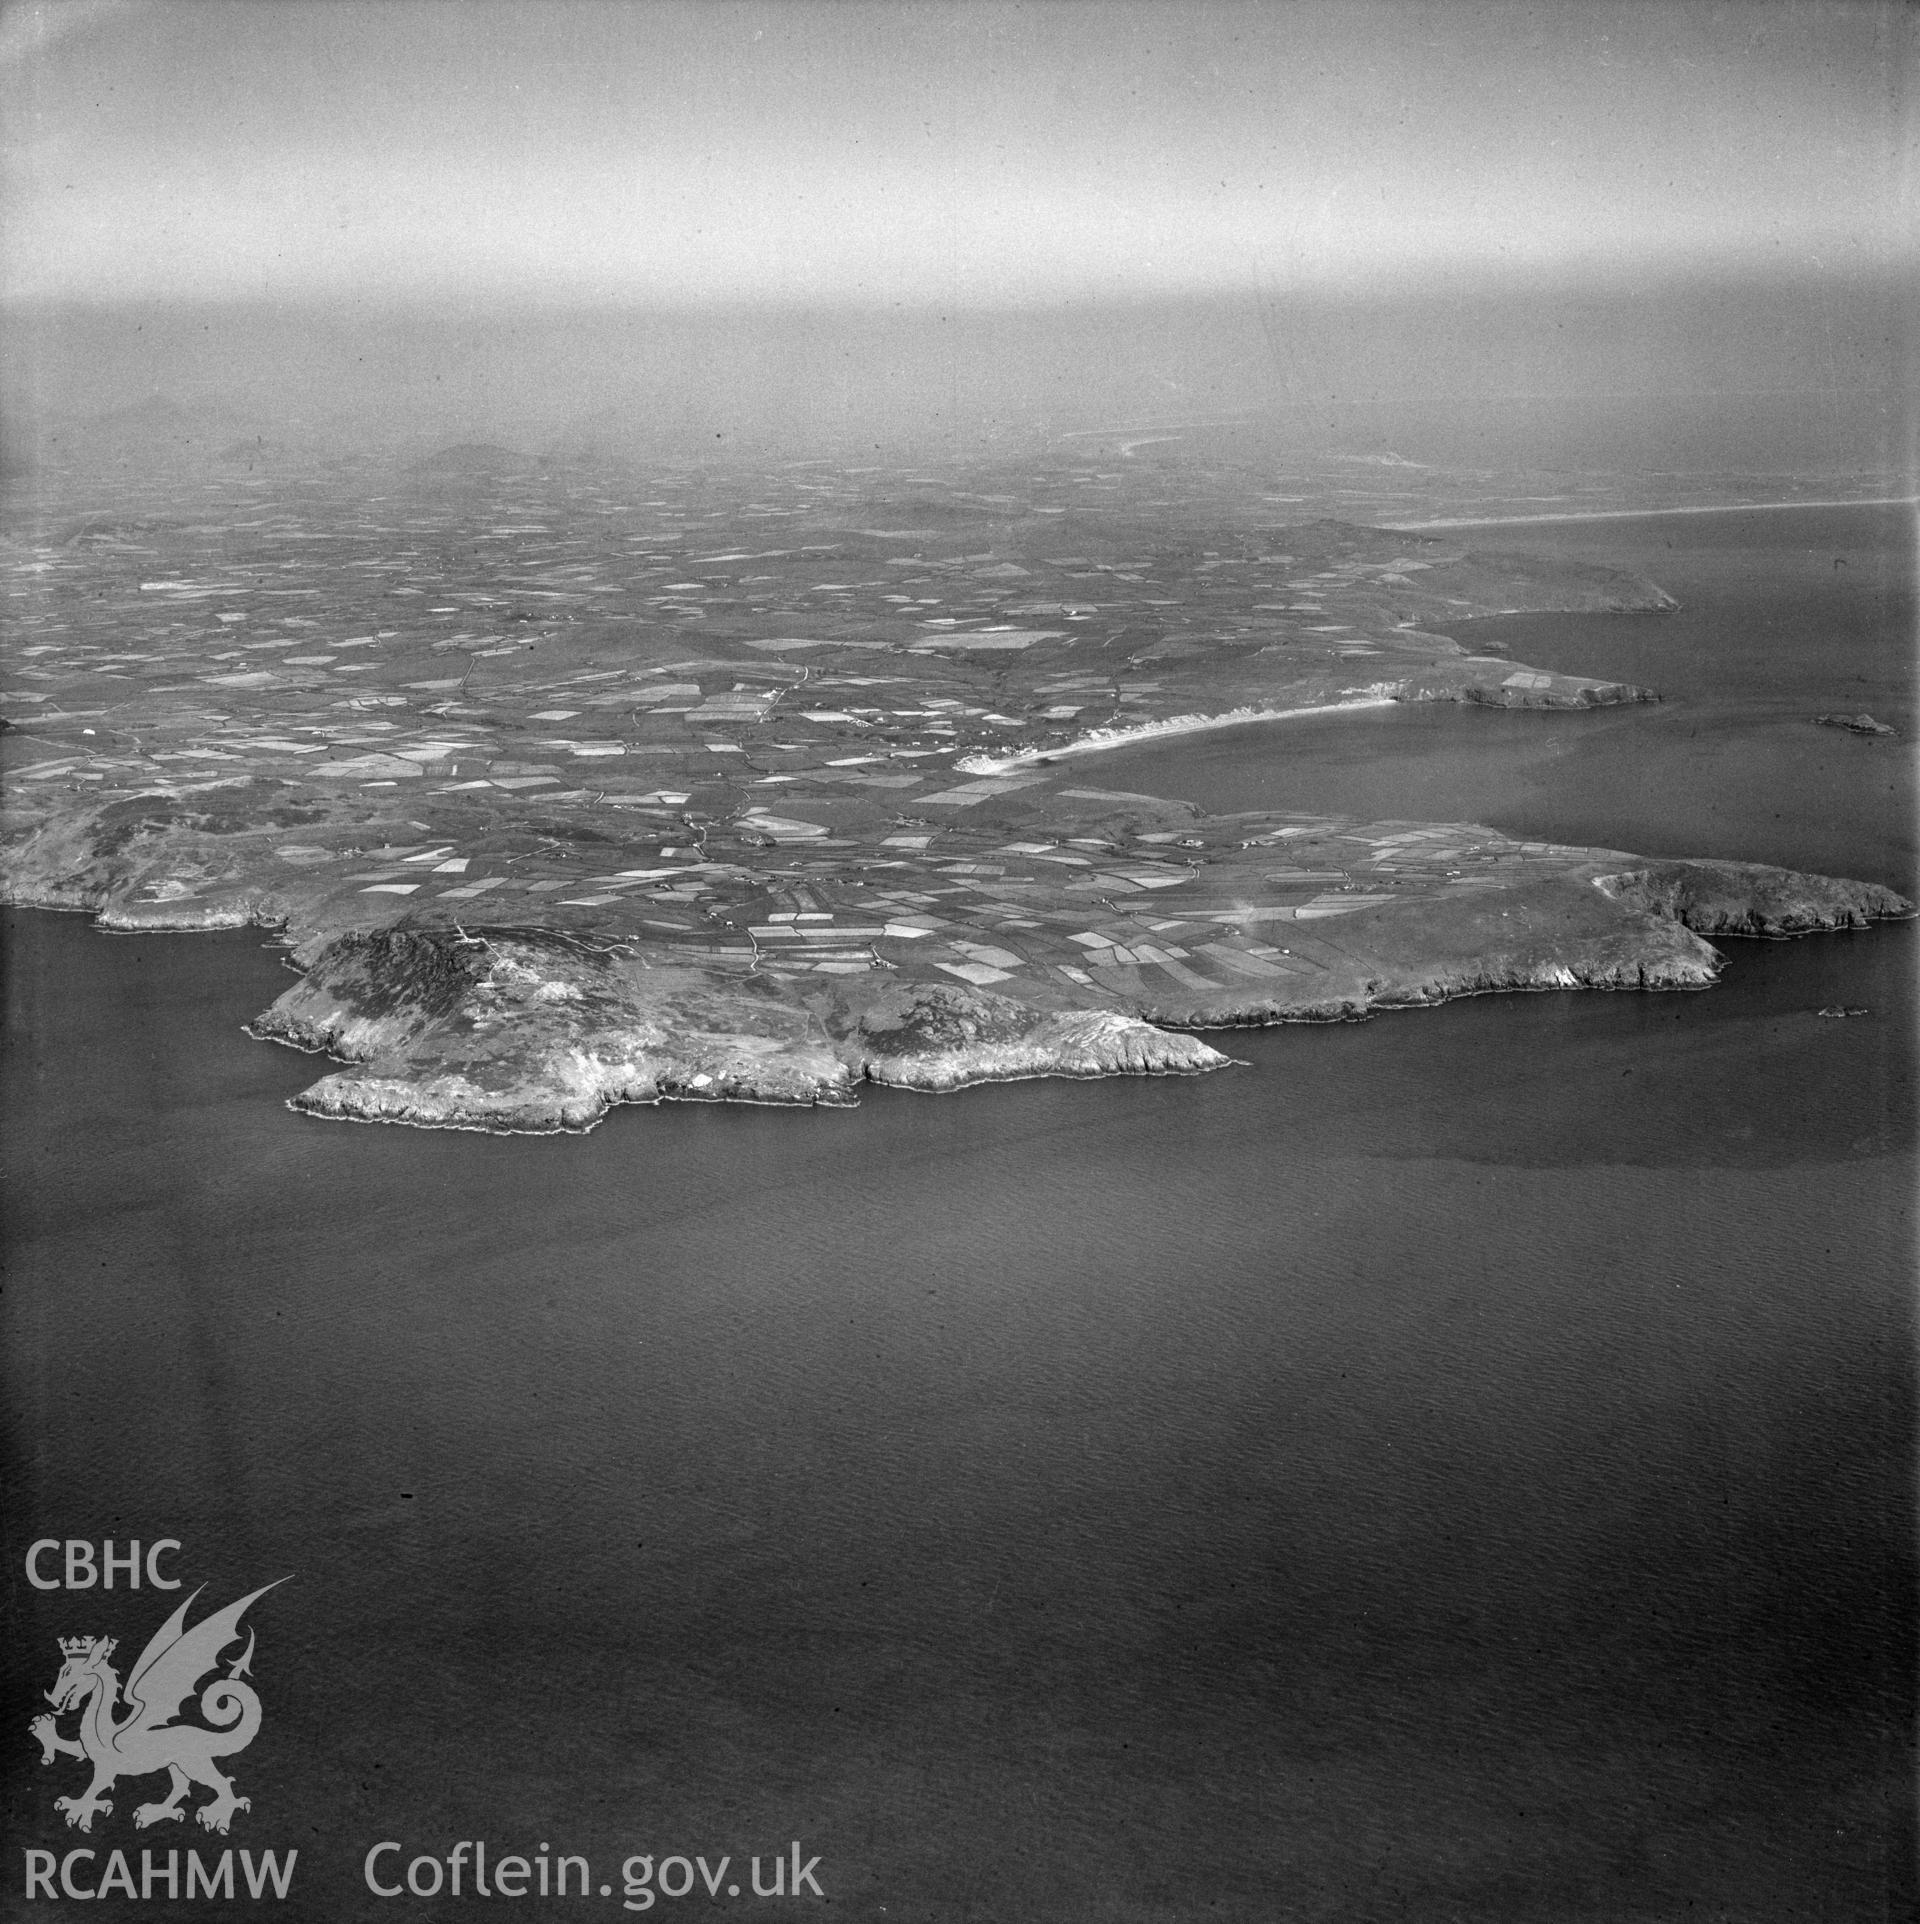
[3,465,1908,1132]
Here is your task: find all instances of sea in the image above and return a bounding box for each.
[3,503,1913,1921]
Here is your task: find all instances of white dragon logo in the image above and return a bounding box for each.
[29,1582,285,1835]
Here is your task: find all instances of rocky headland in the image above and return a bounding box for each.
[3,477,1908,1133]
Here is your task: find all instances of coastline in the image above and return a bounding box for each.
[2,496,1907,1139]
[3,884,1906,1137]
[950,659,1658,778]
[1390,495,1919,531]
[954,697,1399,776]
[227,855,1909,1131]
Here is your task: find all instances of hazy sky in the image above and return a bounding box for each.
[3,0,1911,309]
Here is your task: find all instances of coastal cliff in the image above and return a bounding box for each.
[254,929,1230,1131]
[239,848,1911,1133]
[1593,862,1914,936]
[836,981,1227,1091]
[3,487,1907,1136]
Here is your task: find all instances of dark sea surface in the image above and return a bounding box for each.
[3,504,1914,1921]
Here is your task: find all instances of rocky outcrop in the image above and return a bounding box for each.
[839,981,1227,1090]
[1128,879,1727,1029]
[236,851,1913,1133]
[1592,862,1912,937]
[11,468,1910,1139]
[254,929,1230,1132]
[1412,675,1656,710]
[254,928,860,1131]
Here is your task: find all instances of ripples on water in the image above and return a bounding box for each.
[2,506,1913,1919]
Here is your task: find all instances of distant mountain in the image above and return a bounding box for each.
[409,441,538,476]
[84,394,249,442]
[28,393,258,474]
[218,435,300,461]
[88,395,196,431]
